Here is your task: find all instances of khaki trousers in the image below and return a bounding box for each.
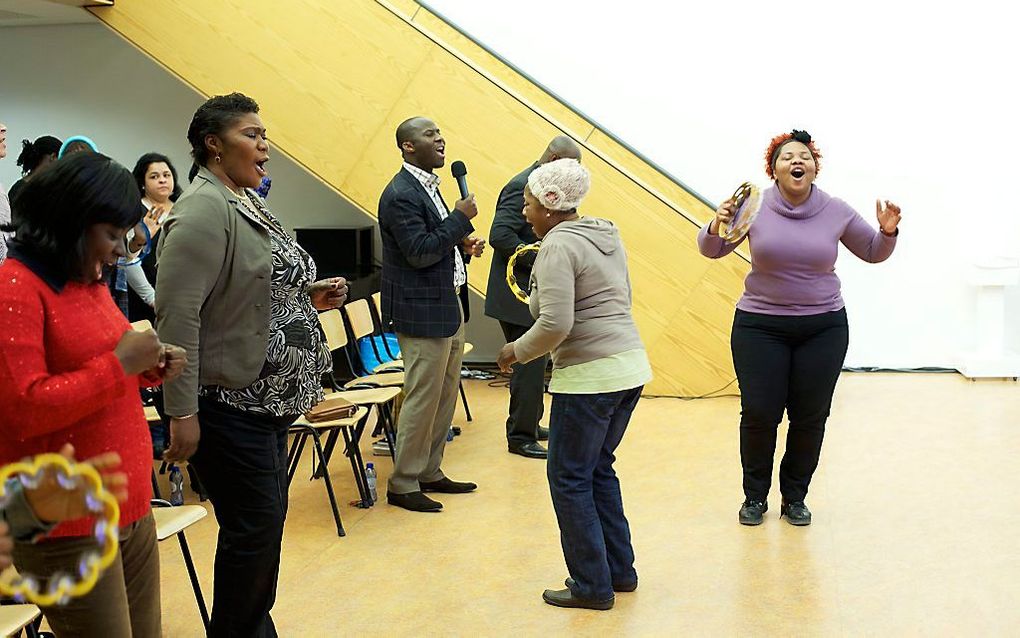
[388,313,465,494]
[13,512,161,638]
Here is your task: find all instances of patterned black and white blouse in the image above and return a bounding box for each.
[202,191,331,417]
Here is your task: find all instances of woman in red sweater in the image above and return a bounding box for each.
[0,152,186,637]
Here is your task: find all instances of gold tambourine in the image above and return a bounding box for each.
[506,242,541,304]
[720,182,762,244]
[0,454,121,606]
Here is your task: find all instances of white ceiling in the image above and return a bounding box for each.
[0,0,100,27]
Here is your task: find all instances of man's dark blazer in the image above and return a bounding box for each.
[378,166,474,338]
[484,162,540,327]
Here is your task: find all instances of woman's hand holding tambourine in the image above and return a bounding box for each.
[876,200,902,236]
[710,199,737,236]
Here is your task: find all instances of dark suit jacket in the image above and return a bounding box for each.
[484,163,540,327]
[378,167,474,338]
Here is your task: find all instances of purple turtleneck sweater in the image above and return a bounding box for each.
[698,185,897,316]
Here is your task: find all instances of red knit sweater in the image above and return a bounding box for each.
[0,257,155,538]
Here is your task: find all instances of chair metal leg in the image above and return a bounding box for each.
[25,617,41,638]
[176,531,211,630]
[151,467,162,500]
[381,402,397,457]
[310,432,346,537]
[313,429,341,480]
[287,433,309,485]
[287,432,301,472]
[459,380,473,422]
[340,427,371,507]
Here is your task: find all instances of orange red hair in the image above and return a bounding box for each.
[764,130,822,180]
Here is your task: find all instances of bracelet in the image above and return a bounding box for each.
[173,412,198,420]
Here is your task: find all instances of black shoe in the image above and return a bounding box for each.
[508,441,547,459]
[566,577,637,593]
[781,500,812,526]
[738,499,768,526]
[537,426,550,441]
[542,587,614,610]
[419,477,477,494]
[386,490,442,512]
[452,426,462,436]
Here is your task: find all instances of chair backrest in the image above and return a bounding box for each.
[344,299,376,340]
[368,291,399,360]
[131,319,153,332]
[317,310,348,352]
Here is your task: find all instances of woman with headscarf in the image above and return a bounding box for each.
[498,158,651,611]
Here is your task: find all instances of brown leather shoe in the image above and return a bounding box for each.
[386,490,442,512]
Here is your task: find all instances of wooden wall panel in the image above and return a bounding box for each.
[90,0,750,396]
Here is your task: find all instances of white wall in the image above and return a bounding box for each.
[0,21,514,363]
[426,0,1020,369]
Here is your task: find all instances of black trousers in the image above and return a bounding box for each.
[190,397,298,638]
[500,320,548,446]
[730,308,849,503]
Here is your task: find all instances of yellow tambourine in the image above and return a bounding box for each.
[720,182,762,244]
[0,454,121,606]
[506,242,541,304]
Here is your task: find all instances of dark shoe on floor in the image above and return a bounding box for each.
[508,441,548,459]
[781,500,812,526]
[543,587,614,610]
[738,499,768,526]
[537,426,550,441]
[566,577,637,593]
[419,477,477,494]
[387,490,442,512]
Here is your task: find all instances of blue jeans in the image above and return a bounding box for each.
[547,386,642,601]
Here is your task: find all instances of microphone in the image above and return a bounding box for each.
[451,161,469,199]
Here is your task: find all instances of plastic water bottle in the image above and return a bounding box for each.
[365,463,378,503]
[169,465,184,506]
[447,426,455,442]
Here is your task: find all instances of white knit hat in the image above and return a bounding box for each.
[527,158,590,211]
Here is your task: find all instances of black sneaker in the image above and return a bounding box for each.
[780,500,811,526]
[738,499,768,526]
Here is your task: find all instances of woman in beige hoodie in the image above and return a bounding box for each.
[498,158,652,611]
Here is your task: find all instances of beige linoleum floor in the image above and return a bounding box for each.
[145,373,1019,636]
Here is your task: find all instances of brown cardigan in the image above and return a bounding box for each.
[155,166,272,416]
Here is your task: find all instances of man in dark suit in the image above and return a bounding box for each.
[378,116,485,512]
[485,136,582,459]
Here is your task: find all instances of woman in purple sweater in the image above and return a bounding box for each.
[698,130,902,526]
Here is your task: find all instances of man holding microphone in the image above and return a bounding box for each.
[378,116,485,513]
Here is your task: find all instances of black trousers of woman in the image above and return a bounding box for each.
[190,397,298,638]
[730,308,849,504]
